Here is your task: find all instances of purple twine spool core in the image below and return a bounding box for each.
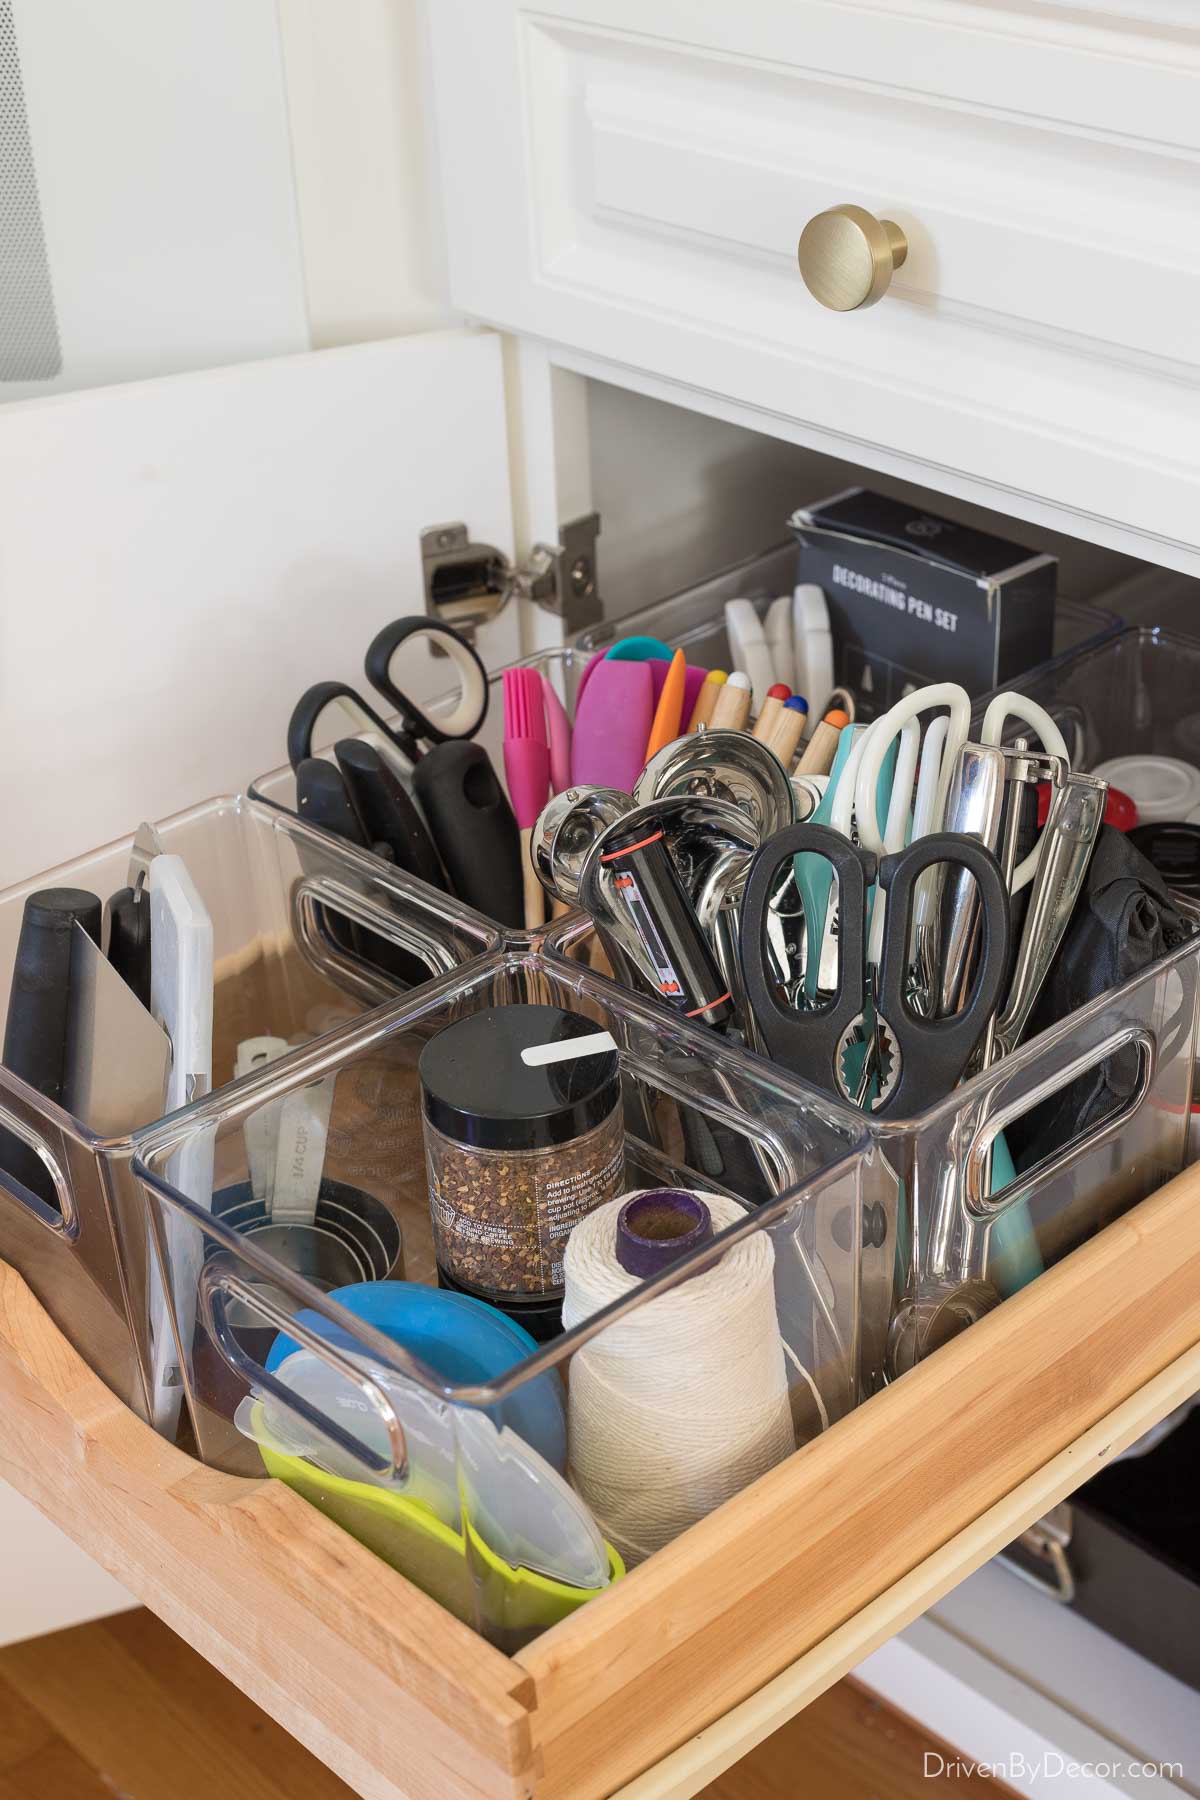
[615,1189,712,1279]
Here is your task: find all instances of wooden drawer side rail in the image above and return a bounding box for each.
[0,1268,537,1800]
[614,1339,1200,1800]
[516,1164,1200,1798]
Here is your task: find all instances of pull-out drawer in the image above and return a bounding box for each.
[428,2,1200,573]
[2,1162,1198,1799]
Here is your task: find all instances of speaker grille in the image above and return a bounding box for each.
[1,0,61,380]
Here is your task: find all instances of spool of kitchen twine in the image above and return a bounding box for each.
[561,1189,796,1566]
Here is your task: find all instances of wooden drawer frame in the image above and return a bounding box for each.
[2,1164,1199,1800]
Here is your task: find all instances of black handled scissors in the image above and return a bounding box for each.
[738,823,1011,1116]
[287,616,490,779]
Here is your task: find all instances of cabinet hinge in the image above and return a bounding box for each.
[420,513,601,640]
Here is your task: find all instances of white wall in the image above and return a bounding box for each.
[0,6,463,1644]
[0,331,515,891]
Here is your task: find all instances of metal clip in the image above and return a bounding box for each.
[126,820,167,898]
[998,1502,1075,1604]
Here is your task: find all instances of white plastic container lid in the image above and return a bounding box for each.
[1092,754,1200,826]
[238,1346,609,1589]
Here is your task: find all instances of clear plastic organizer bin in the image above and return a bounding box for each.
[571,551,1120,697]
[543,918,1200,1387]
[0,795,501,1426]
[246,547,810,823]
[879,935,1199,1373]
[251,553,1120,801]
[974,624,1200,771]
[247,548,1119,915]
[129,944,871,1643]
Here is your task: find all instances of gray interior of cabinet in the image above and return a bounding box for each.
[584,378,1197,631]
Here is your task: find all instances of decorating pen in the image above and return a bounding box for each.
[764,695,809,768]
[687,669,727,732]
[643,648,688,761]
[752,683,792,744]
[796,706,850,778]
[708,670,753,733]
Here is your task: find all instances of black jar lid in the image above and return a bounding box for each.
[436,1262,565,1341]
[1128,822,1200,899]
[419,1004,621,1151]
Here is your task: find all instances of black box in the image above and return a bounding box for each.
[790,488,1056,720]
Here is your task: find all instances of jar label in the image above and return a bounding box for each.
[425,1108,625,1296]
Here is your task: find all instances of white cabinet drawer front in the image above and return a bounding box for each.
[578,52,1196,368]
[430,1,1200,563]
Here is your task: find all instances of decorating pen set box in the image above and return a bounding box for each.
[791,487,1057,718]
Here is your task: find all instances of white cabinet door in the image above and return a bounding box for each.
[0,324,525,1640]
[0,1480,133,1648]
[0,329,519,887]
[426,0,1200,574]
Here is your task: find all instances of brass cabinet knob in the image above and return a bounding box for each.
[797,205,908,311]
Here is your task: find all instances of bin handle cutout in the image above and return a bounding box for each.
[0,1099,77,1237]
[292,874,465,1004]
[963,1024,1156,1221]
[198,1258,408,1481]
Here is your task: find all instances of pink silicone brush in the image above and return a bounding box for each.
[503,666,551,928]
[541,673,573,795]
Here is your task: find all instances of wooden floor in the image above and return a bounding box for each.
[697,1682,1012,1798]
[0,1610,1010,1799]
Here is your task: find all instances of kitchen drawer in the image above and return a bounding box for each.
[2,1163,1198,1799]
[428,1,1200,572]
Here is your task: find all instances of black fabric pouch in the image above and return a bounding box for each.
[1008,827,1194,1172]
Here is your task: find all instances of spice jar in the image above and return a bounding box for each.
[419,1005,625,1339]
